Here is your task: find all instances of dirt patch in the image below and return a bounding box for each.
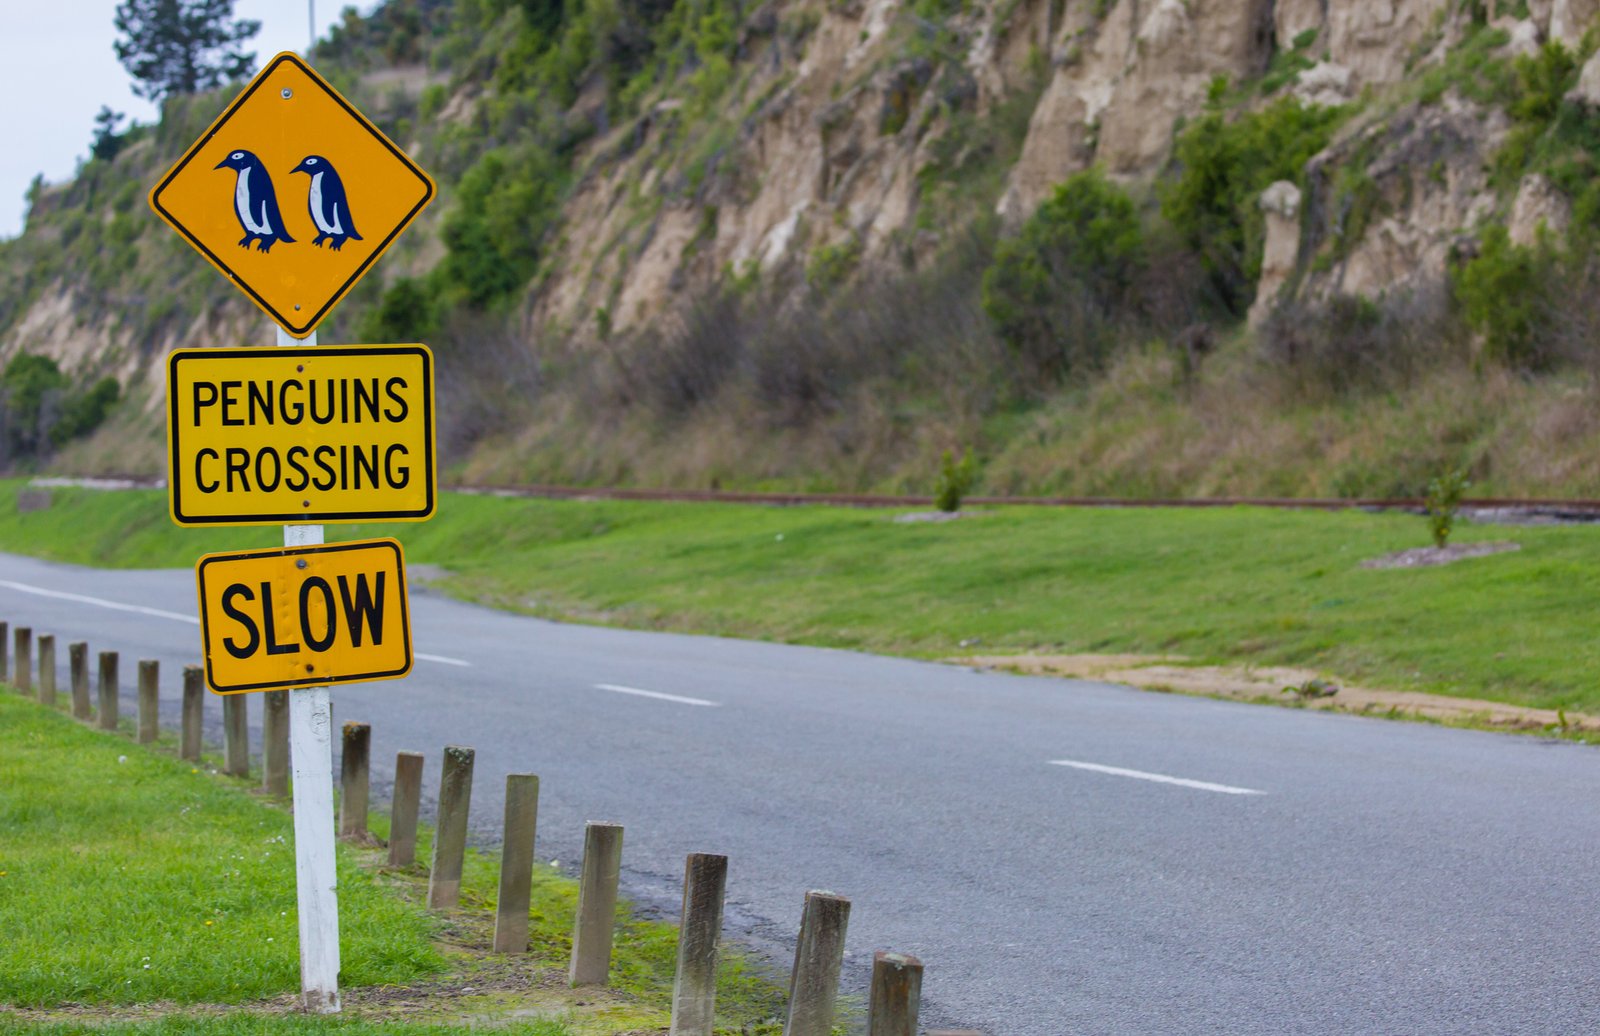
[892,510,991,523]
[1361,541,1521,568]
[952,653,1600,733]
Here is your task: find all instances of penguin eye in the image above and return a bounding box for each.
[307,158,319,165]
[230,152,243,161]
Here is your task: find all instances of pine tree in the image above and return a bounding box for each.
[89,107,128,162]
[113,0,261,103]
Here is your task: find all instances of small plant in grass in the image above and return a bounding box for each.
[1425,467,1470,548]
[934,448,977,512]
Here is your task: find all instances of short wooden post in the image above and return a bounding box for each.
[14,626,31,694]
[427,745,475,909]
[181,665,204,761]
[262,689,289,796]
[0,620,9,682]
[784,891,851,1036]
[569,821,624,987]
[137,659,159,744]
[388,751,424,867]
[70,642,89,720]
[97,651,118,732]
[36,634,55,708]
[868,951,923,1036]
[339,722,371,841]
[492,774,540,953]
[670,852,728,1036]
[223,692,248,777]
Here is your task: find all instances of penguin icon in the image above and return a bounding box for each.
[290,155,363,252]
[214,149,295,253]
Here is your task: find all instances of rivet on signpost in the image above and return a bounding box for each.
[97,651,119,732]
[181,665,204,762]
[868,951,923,1036]
[428,745,475,909]
[493,774,540,953]
[70,642,89,720]
[671,853,729,1036]
[36,634,55,708]
[138,659,160,744]
[338,722,371,842]
[388,751,424,867]
[14,626,31,695]
[263,690,289,796]
[784,891,852,1036]
[570,821,624,987]
[223,693,249,777]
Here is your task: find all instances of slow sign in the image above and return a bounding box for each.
[168,345,435,525]
[196,538,412,694]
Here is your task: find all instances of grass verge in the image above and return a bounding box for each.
[0,689,786,1033]
[0,479,1595,714]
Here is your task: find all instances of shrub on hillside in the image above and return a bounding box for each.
[1258,286,1453,398]
[1451,225,1562,369]
[981,170,1147,382]
[1161,97,1346,316]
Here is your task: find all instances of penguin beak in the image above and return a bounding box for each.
[213,157,230,169]
[289,160,307,174]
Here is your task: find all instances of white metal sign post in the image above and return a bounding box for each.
[281,329,340,1012]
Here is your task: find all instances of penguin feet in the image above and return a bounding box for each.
[312,233,330,248]
[256,238,277,254]
[328,238,346,252]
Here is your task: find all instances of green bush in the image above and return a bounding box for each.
[1425,468,1470,548]
[1451,224,1560,368]
[934,448,977,512]
[981,169,1146,380]
[437,147,565,309]
[360,277,440,343]
[1161,97,1346,316]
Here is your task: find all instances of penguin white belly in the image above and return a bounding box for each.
[309,172,344,235]
[235,168,272,235]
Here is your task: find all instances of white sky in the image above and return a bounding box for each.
[0,1,364,239]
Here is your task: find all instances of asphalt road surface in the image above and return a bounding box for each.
[3,549,1599,1034]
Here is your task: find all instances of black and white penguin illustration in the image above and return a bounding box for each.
[290,155,363,251]
[214,149,295,253]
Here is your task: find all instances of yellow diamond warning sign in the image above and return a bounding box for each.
[149,52,434,338]
[196,538,412,694]
[167,345,435,526]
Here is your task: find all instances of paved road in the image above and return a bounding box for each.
[4,549,1599,1034]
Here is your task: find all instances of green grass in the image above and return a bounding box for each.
[0,685,787,1032]
[0,480,1596,713]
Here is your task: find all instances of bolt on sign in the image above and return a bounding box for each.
[149,52,434,338]
[167,345,435,525]
[196,538,412,694]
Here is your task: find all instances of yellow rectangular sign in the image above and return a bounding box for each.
[167,345,435,525]
[196,538,412,694]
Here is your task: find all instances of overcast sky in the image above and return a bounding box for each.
[0,1,363,240]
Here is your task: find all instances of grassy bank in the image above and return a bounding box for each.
[0,480,1594,714]
[0,688,785,1033]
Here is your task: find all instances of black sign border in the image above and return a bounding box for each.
[196,538,412,694]
[150,52,435,338]
[168,345,436,525]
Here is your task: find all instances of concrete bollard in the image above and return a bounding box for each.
[223,693,248,777]
[339,722,371,841]
[670,852,728,1036]
[784,891,851,1036]
[70,642,89,720]
[569,821,624,987]
[492,774,540,953]
[36,634,55,708]
[427,745,475,909]
[137,659,159,744]
[14,627,31,694]
[181,665,204,761]
[97,651,119,731]
[262,690,289,796]
[388,751,425,867]
[868,951,923,1036]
